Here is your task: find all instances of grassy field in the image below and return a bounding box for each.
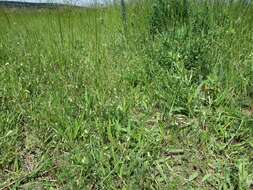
[0,0,253,189]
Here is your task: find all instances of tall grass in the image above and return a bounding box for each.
[0,1,253,189]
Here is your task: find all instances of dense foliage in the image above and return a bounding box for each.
[0,0,253,189]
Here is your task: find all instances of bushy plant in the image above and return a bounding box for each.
[181,37,213,82]
[149,0,190,35]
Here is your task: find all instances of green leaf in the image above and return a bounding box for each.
[188,172,199,182]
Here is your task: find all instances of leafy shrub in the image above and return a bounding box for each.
[149,0,190,35]
[147,34,213,84]
[180,37,212,82]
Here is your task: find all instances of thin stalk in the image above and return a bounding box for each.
[120,0,128,35]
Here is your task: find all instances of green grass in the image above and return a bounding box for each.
[0,1,253,189]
